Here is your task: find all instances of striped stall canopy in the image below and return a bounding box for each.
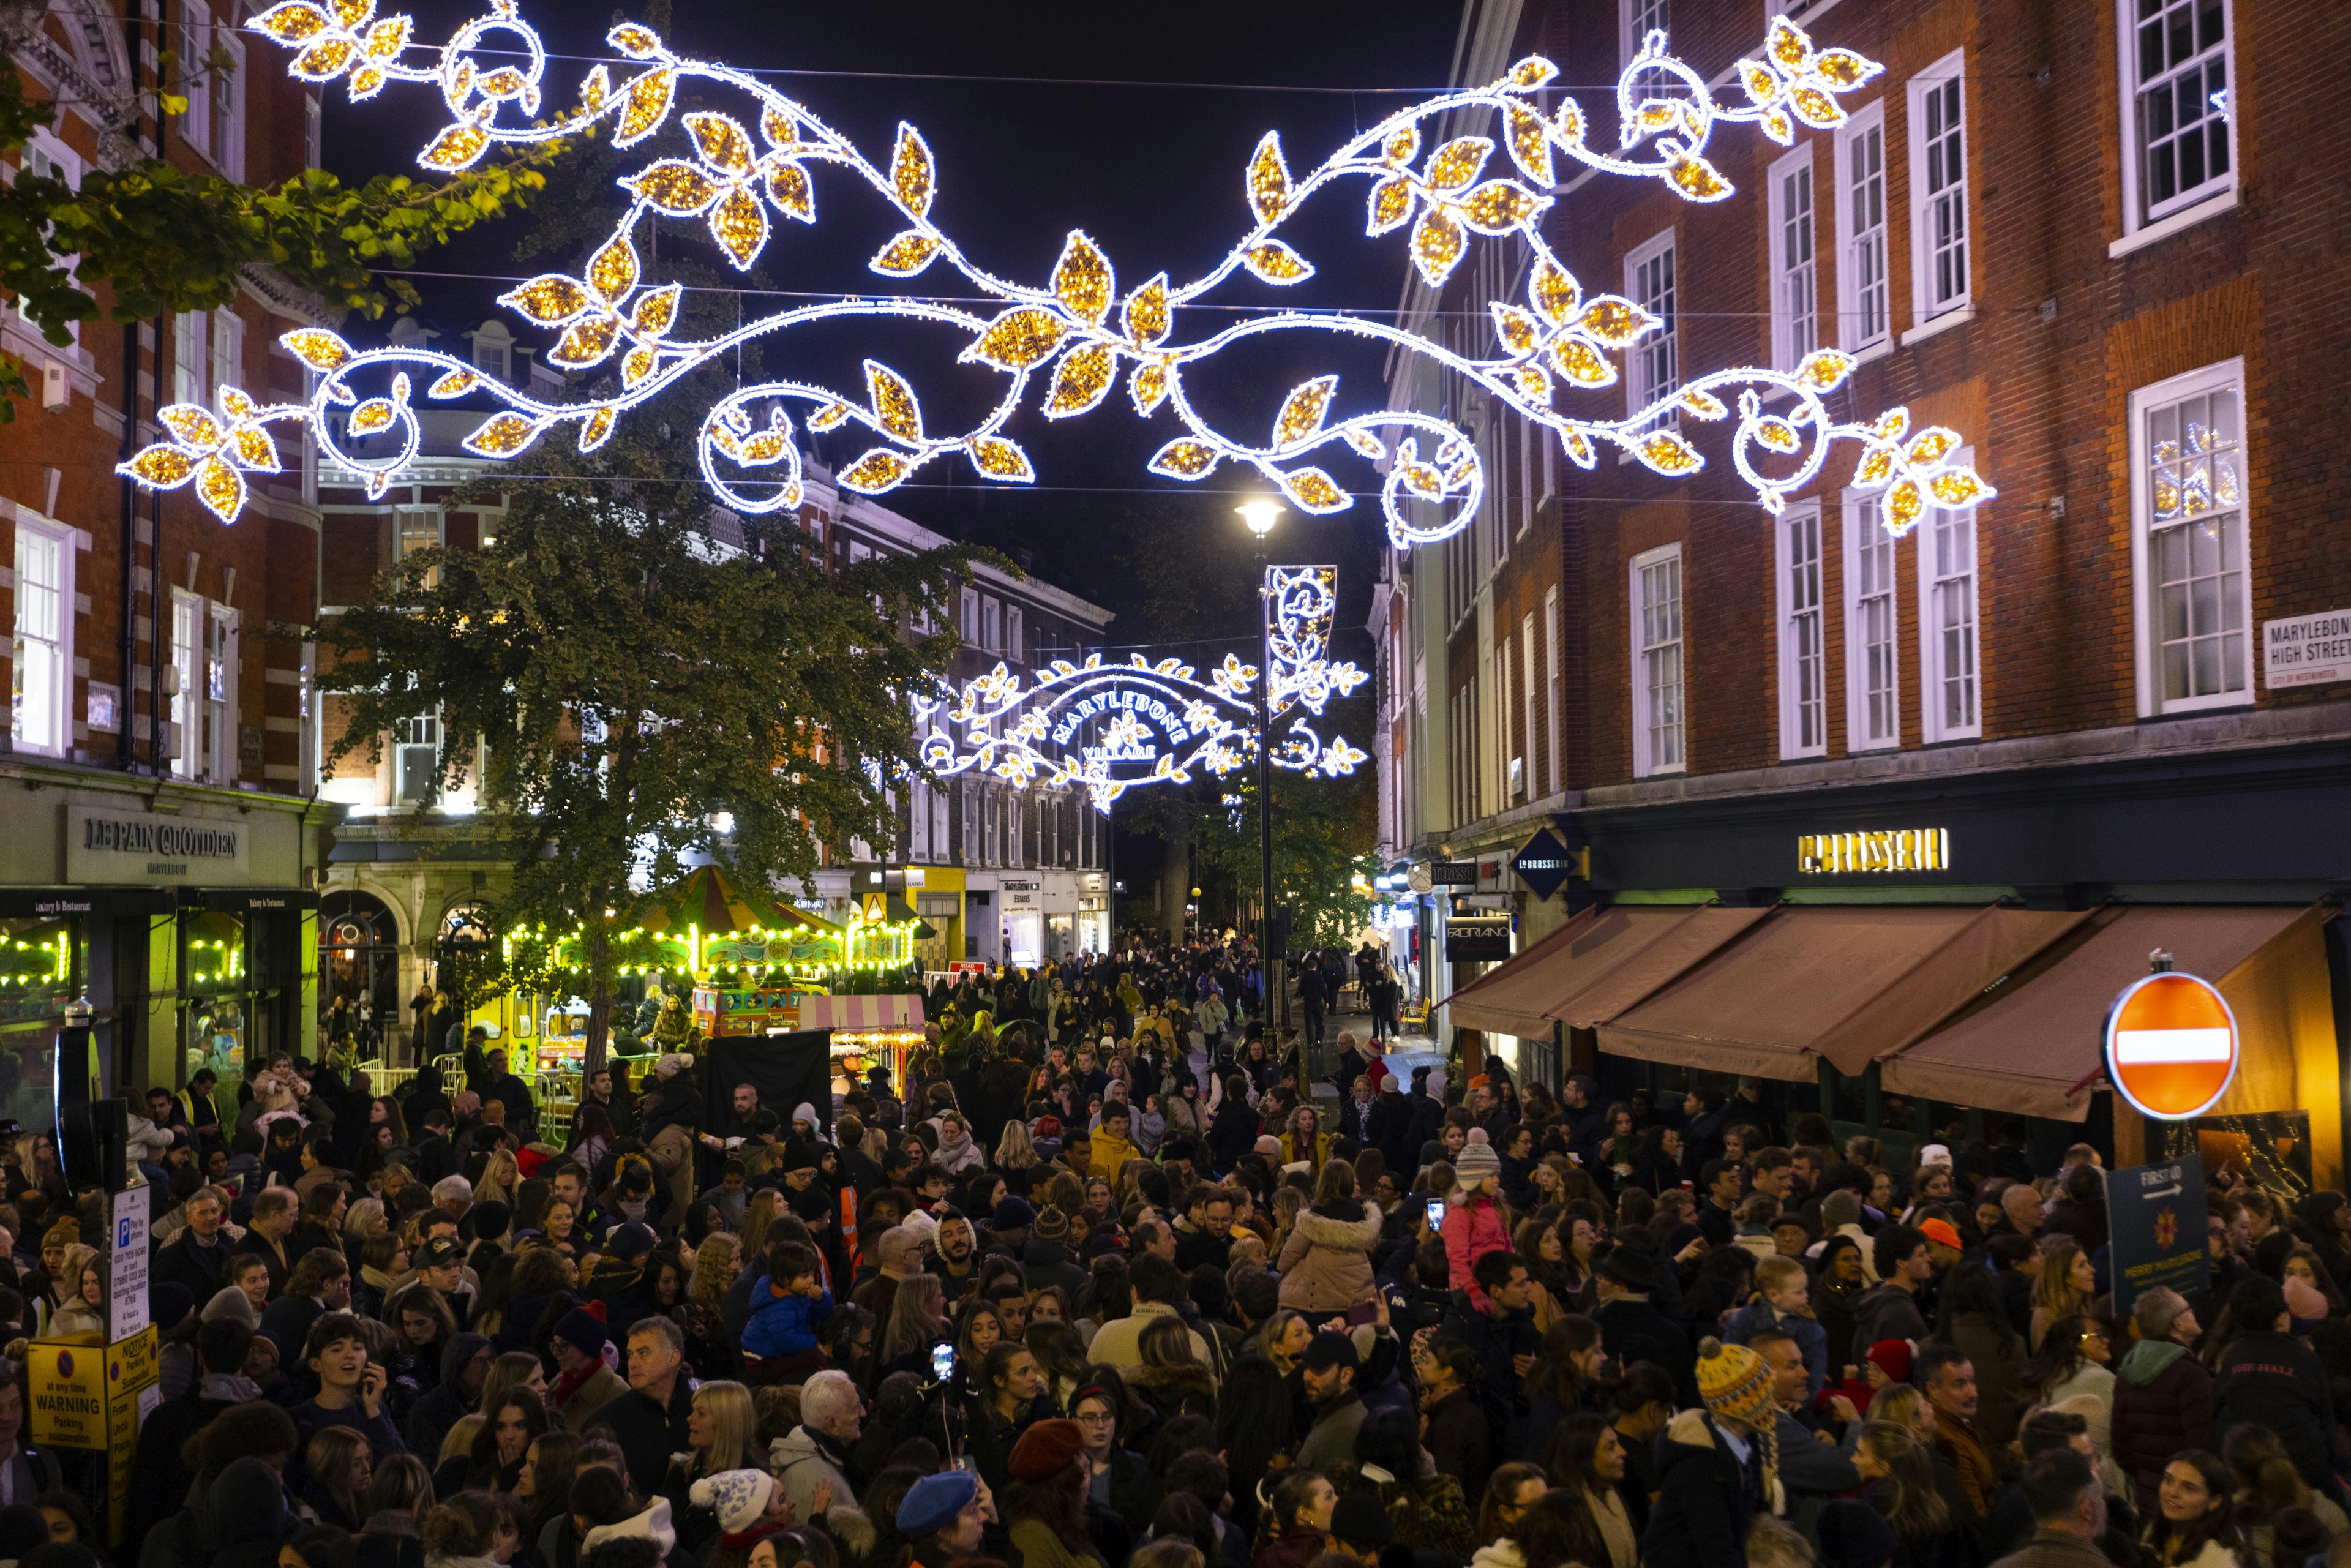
[798,994,926,1031]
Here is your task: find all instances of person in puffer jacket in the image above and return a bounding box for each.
[1277,1161,1385,1312]
[2111,1285,2213,1518]
[741,1240,832,1374]
[1445,1137,1512,1312]
[1640,1338,1781,1568]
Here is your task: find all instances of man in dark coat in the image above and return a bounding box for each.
[154,1187,234,1302]
[128,1317,259,1542]
[1367,1079,1417,1175]
[2210,1275,2334,1492]
[1438,1250,1540,1471]
[1640,1340,1774,1568]
[601,1316,697,1503]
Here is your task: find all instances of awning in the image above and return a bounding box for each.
[1598,905,2091,1082]
[1545,905,1775,1029]
[1442,907,1601,1037]
[1879,904,2326,1120]
[800,993,926,1031]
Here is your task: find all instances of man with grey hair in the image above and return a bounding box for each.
[2110,1285,2211,1517]
[235,1186,298,1298]
[431,1174,473,1225]
[772,1370,864,1520]
[851,1225,923,1329]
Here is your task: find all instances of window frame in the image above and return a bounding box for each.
[1905,50,1971,328]
[179,0,212,162]
[1620,0,1670,73]
[1834,98,1890,358]
[2116,0,2238,236]
[1544,585,1562,793]
[1629,542,1686,778]
[210,22,246,181]
[1622,227,1679,449]
[1520,610,1537,800]
[1766,145,1818,374]
[210,305,244,402]
[1840,489,1902,752]
[171,309,208,409]
[18,129,86,351]
[10,512,75,758]
[1774,501,1828,760]
[2129,356,2253,717]
[1914,446,1983,743]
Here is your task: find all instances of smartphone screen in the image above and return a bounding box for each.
[1425,1198,1445,1228]
[931,1341,955,1381]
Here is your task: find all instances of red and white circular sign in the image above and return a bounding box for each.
[2105,970,2240,1120]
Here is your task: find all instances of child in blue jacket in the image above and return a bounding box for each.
[743,1240,833,1373]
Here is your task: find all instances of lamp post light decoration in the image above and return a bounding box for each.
[1237,498,1283,1035]
[126,6,1991,547]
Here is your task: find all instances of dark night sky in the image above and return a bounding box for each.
[323,0,1469,648]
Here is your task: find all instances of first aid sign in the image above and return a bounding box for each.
[2105,969,2240,1120]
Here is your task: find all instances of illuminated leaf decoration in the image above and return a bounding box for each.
[607,21,662,59]
[1281,468,1350,513]
[1794,348,1854,392]
[629,160,723,215]
[1550,338,1615,387]
[579,407,617,452]
[1051,231,1115,328]
[1633,429,1704,475]
[1667,153,1731,201]
[464,413,541,457]
[1460,179,1541,233]
[195,458,247,524]
[1367,178,1414,237]
[1382,125,1420,166]
[809,402,852,432]
[685,111,756,177]
[124,446,195,487]
[1905,428,1960,465]
[841,449,912,493]
[1240,242,1313,284]
[252,3,332,43]
[622,347,659,388]
[1147,439,1220,479]
[630,285,683,337]
[281,329,352,371]
[872,231,942,275]
[1507,55,1558,88]
[1425,136,1491,193]
[865,361,924,441]
[1755,416,1801,452]
[965,309,1067,370]
[587,236,638,304]
[232,426,281,472]
[161,405,225,448]
[969,436,1035,483]
[1491,304,1539,354]
[1577,297,1654,347]
[890,124,934,216]
[550,315,620,368]
[708,186,767,269]
[1531,260,1580,324]
[1410,208,1465,286]
[502,275,591,324]
[616,69,677,147]
[291,37,358,80]
[1680,388,1727,419]
[1561,429,1597,469]
[1247,133,1291,222]
[1128,361,1171,416]
[1883,478,1925,535]
[1272,375,1338,447]
[419,118,491,171]
[1044,343,1117,419]
[1932,470,1985,506]
[766,164,814,223]
[1124,275,1171,347]
[1506,106,1553,184]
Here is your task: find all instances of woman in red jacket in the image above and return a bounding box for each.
[1445,1136,1513,1311]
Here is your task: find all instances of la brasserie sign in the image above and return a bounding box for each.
[1797,827,1949,876]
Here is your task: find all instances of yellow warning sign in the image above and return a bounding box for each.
[105,1325,158,1396]
[24,1338,105,1449]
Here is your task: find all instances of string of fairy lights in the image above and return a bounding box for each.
[114,6,1995,547]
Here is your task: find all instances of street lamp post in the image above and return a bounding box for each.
[1236,498,1283,1062]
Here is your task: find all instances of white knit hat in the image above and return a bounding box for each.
[689,1469,775,1535]
[654,1052,694,1080]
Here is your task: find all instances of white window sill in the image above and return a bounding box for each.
[1635,763,1687,779]
[2147,692,2254,718]
[2110,189,2239,258]
[1900,302,1976,348]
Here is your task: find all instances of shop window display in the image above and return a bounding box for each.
[0,918,69,1138]
[184,911,249,1093]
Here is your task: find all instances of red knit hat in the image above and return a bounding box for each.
[1007,1418,1084,1482]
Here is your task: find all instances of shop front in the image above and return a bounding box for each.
[0,781,321,1102]
[1445,729,2351,1191]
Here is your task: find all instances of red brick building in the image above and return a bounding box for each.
[0,1,332,1096]
[1378,0,2351,1179]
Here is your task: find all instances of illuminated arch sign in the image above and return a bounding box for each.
[913,566,1367,811]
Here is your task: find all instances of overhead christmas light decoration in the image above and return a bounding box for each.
[124,6,1993,542]
[913,564,1367,811]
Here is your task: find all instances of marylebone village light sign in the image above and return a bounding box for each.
[121,4,1992,547]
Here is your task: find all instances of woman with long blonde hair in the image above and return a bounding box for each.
[680,1379,759,1482]
[995,1119,1041,1172]
[739,1190,779,1259]
[878,1272,948,1379]
[475,1148,520,1209]
[1850,1422,1954,1555]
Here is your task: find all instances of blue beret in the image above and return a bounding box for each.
[896,1470,978,1539]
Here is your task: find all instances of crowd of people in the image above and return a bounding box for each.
[0,945,2336,1568]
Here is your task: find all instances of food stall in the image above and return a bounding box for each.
[800,992,927,1095]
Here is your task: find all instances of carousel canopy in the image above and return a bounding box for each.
[638,866,835,937]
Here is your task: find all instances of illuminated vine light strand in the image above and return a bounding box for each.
[122,5,1994,542]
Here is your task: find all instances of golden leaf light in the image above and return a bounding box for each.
[135,7,1995,544]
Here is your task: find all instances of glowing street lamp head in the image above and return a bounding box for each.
[1236,498,1284,539]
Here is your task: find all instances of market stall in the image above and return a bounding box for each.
[799,992,926,1096]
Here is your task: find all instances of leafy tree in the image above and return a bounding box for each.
[315,379,967,1069]
[0,41,552,416]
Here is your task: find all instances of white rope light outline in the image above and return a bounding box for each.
[910,564,1367,813]
[120,2,1996,545]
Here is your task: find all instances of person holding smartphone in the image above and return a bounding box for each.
[289,1309,406,1488]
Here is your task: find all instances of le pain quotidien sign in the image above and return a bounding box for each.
[64,805,250,884]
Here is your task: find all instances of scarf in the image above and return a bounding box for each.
[718,1520,788,1553]
[361,1264,407,1297]
[552,1358,607,1409]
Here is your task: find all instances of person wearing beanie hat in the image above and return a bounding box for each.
[1593,1243,1700,1410]
[896,1469,984,1564]
[988,1196,1037,1251]
[688,1468,784,1544]
[1444,1133,1510,1313]
[549,1305,628,1431]
[1640,1338,1780,1568]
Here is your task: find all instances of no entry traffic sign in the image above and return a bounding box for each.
[2105,964,2240,1120]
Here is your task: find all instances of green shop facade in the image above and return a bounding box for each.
[0,759,323,1123]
